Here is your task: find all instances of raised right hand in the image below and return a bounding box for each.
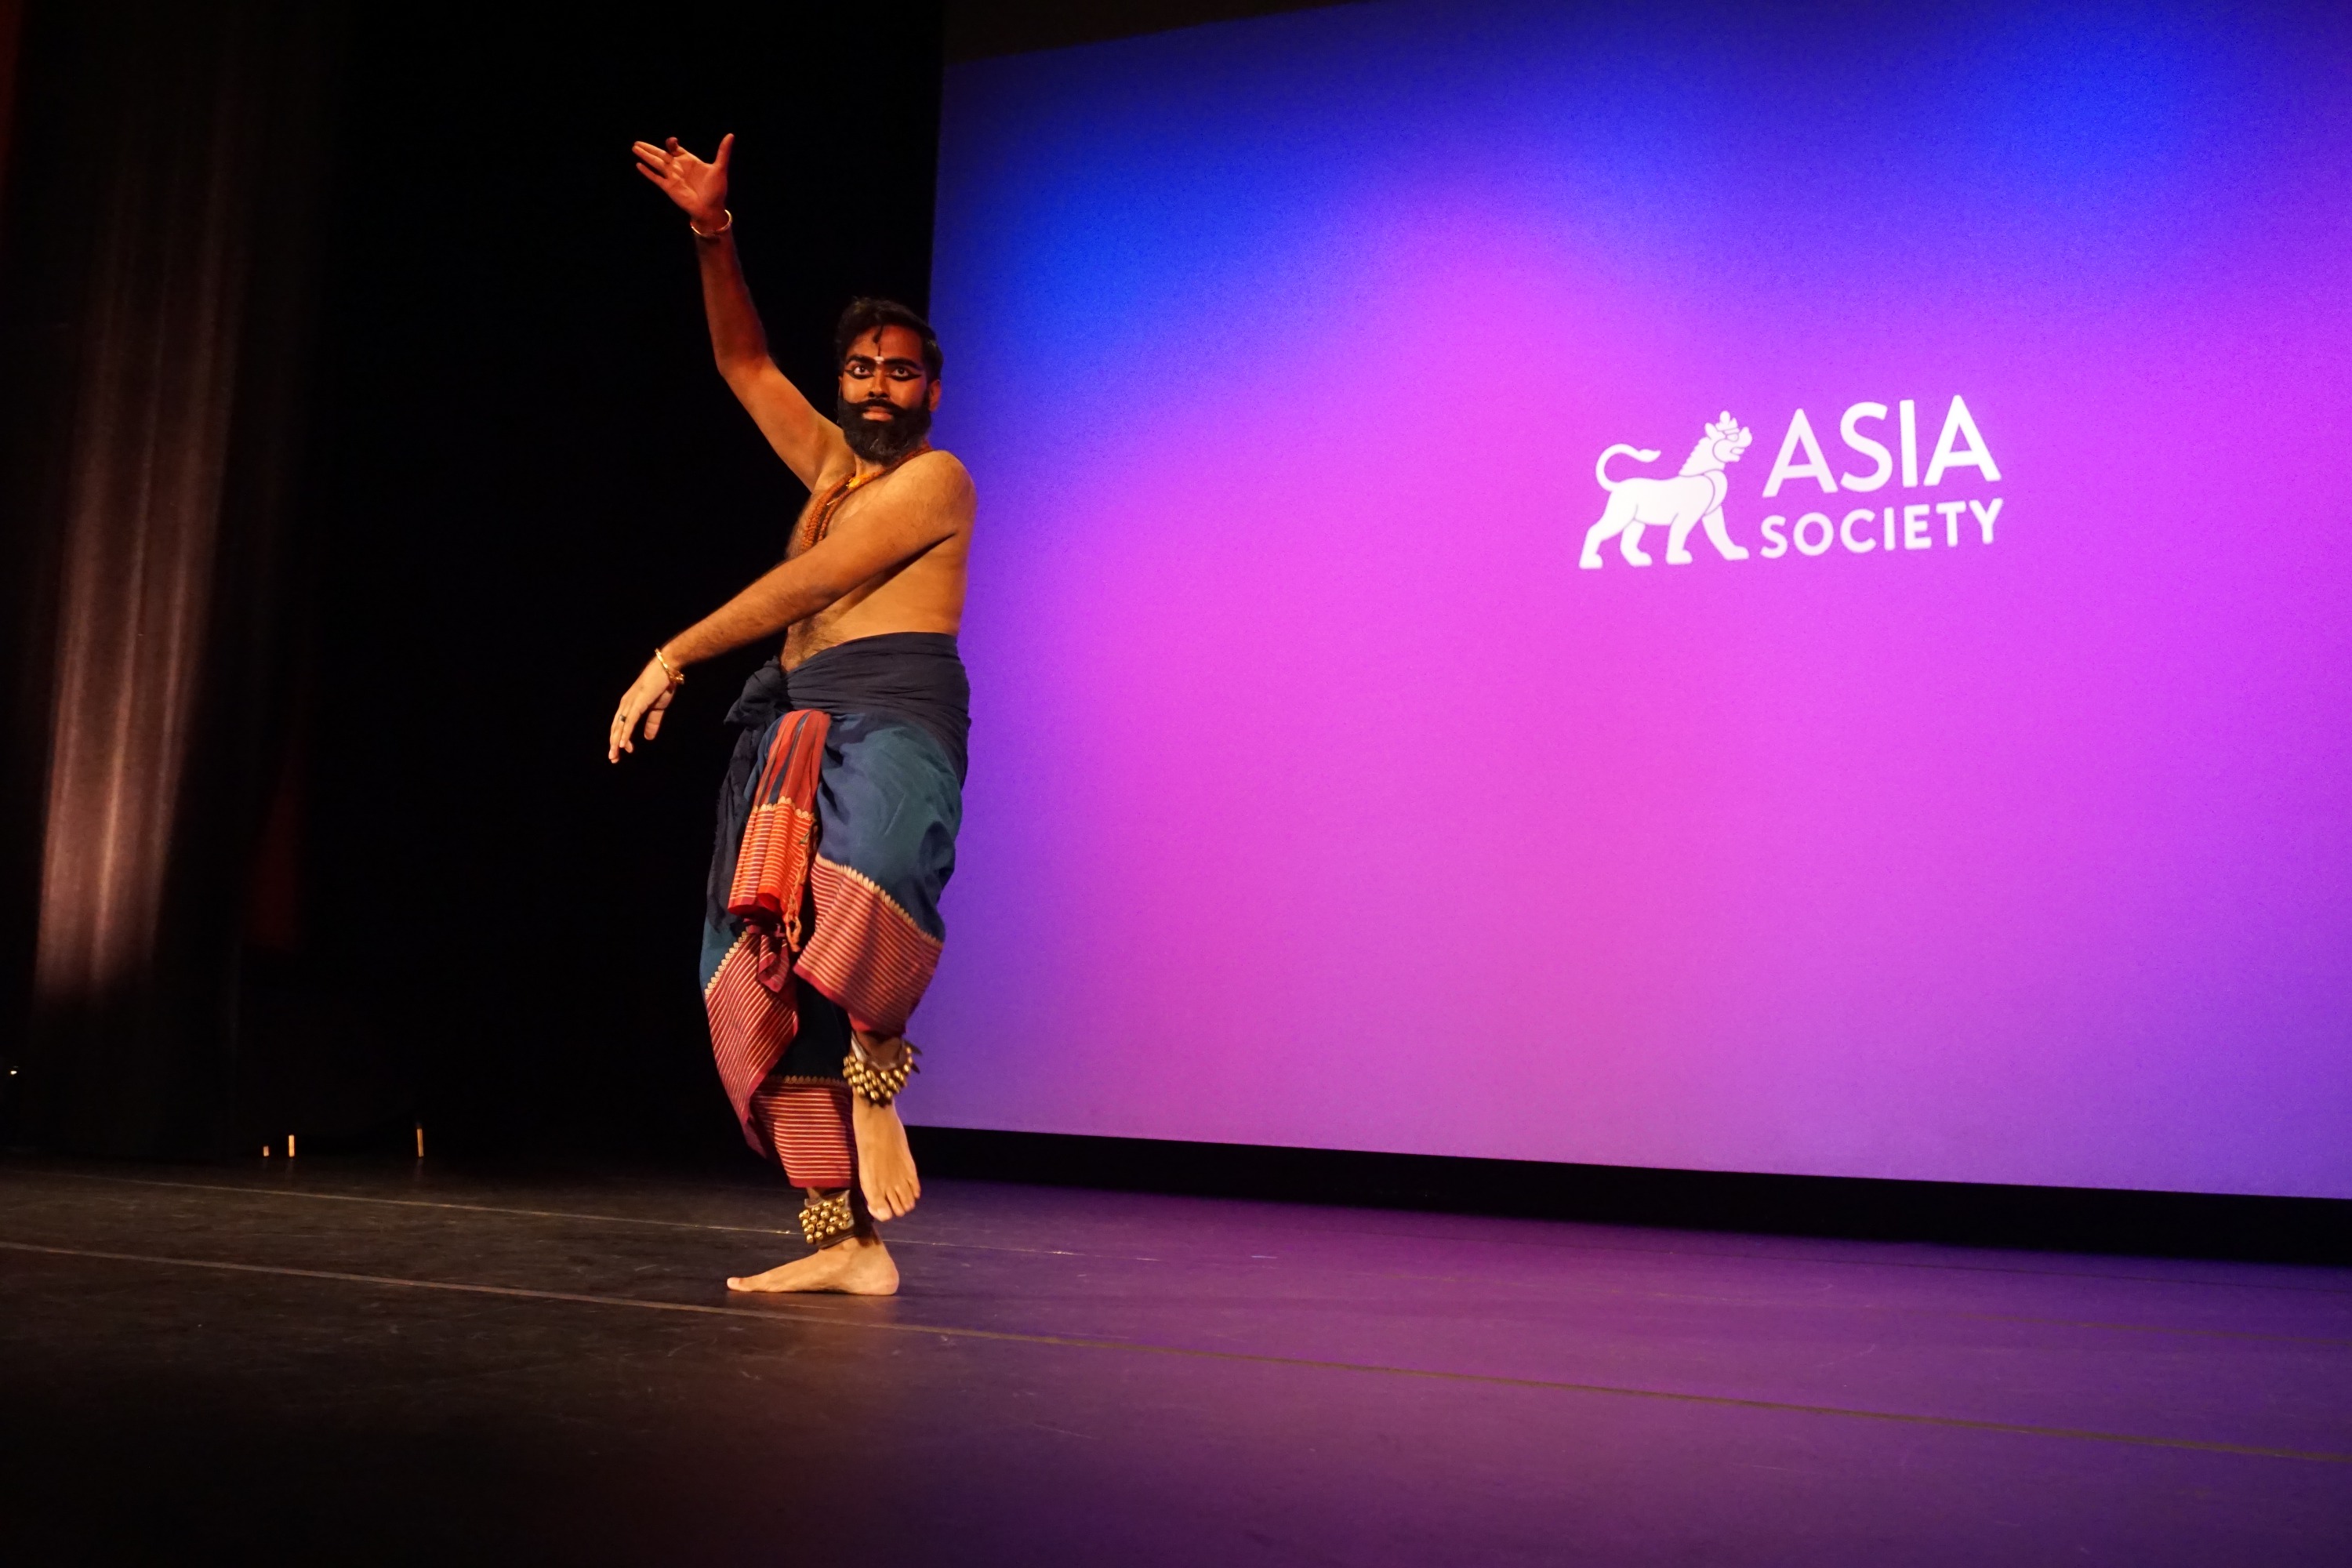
[632,134,731,230]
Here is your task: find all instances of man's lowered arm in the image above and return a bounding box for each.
[607,456,973,761]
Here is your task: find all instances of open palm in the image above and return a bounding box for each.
[633,134,731,227]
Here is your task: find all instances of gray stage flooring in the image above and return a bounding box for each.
[2,1156,2348,1565]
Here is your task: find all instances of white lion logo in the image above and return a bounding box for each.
[1580,412,1755,568]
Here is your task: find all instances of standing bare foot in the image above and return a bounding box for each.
[850,1032,921,1221]
[727,1233,898,1294]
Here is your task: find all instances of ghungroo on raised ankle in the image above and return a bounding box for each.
[800,1190,857,1248]
[841,1039,918,1106]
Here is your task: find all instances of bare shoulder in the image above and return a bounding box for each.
[904,448,973,495]
[898,449,976,522]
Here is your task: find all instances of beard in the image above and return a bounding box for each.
[837,392,933,464]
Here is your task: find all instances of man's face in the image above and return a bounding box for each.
[836,325,938,464]
[838,325,938,421]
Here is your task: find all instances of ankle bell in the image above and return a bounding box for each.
[842,1039,918,1107]
[799,1190,857,1248]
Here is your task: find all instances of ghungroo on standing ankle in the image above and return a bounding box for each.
[800,1189,857,1248]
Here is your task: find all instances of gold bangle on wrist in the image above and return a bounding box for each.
[653,647,684,686]
[689,209,733,241]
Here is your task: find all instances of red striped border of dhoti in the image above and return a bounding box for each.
[727,800,818,925]
[796,856,945,1039]
[726,711,826,926]
[748,1080,854,1188]
[703,931,797,1152]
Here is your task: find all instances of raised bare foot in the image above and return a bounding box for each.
[849,1033,921,1221]
[727,1234,898,1294]
[852,1094,921,1221]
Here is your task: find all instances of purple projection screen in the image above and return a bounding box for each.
[914,0,2352,1196]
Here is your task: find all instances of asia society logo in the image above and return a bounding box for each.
[1579,398,2002,570]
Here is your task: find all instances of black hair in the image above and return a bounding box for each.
[834,297,942,382]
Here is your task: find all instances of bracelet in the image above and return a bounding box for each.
[652,646,685,686]
[689,209,733,241]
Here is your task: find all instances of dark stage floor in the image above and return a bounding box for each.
[3,1159,2349,1565]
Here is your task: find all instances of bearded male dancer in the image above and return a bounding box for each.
[609,134,975,1296]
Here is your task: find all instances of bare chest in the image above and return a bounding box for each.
[779,474,881,666]
[786,478,858,561]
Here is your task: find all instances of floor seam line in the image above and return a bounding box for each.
[9,1171,1082,1254]
[5,1236,2347,1466]
[20,1168,2352,1300]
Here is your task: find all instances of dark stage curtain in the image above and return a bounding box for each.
[4,0,946,1160]
[0,1,20,212]
[0,0,342,1156]
[282,4,944,1159]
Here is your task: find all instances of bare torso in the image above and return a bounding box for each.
[615,136,975,1277]
[780,448,971,670]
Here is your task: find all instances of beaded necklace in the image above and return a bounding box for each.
[799,449,920,554]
